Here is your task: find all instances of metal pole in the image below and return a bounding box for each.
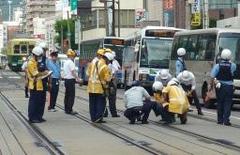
[203,0,209,29]
[8,1,12,21]
[112,0,116,36]
[104,2,109,36]
[67,10,71,49]
[61,24,64,53]
[117,0,120,37]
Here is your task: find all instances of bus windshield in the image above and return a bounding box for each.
[140,38,172,68]
[104,45,124,66]
[219,33,240,63]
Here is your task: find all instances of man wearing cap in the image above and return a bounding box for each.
[63,49,81,115]
[46,51,61,112]
[177,70,203,115]
[155,69,172,86]
[27,46,51,123]
[87,51,113,123]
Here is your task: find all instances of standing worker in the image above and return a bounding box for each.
[87,52,113,123]
[105,51,120,117]
[211,49,236,126]
[27,46,51,123]
[177,70,203,115]
[46,51,61,112]
[176,48,187,76]
[22,57,29,98]
[63,49,81,115]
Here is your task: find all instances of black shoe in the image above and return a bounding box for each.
[217,122,223,125]
[40,118,46,122]
[198,110,204,115]
[129,119,135,124]
[66,111,78,115]
[25,95,29,98]
[112,114,120,118]
[224,122,232,126]
[29,119,41,123]
[95,120,106,123]
[142,121,149,124]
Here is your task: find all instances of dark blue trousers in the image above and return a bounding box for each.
[49,78,59,109]
[28,90,46,121]
[64,79,75,113]
[89,93,106,122]
[216,84,233,123]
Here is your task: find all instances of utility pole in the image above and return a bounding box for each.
[8,0,12,21]
[203,0,209,29]
[111,0,116,36]
[116,0,120,37]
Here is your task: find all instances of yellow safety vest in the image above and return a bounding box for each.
[87,58,111,94]
[162,85,190,114]
[27,58,43,91]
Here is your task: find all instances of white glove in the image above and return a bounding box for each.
[216,82,221,89]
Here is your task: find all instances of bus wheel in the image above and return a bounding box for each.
[201,82,216,109]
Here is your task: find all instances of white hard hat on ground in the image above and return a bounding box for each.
[104,52,114,61]
[221,49,232,60]
[159,69,170,80]
[177,48,186,56]
[152,81,163,91]
[32,46,43,56]
[181,70,192,82]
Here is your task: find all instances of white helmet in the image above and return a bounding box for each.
[221,49,232,60]
[152,81,163,91]
[38,41,47,49]
[181,70,192,81]
[104,52,114,61]
[177,48,186,56]
[32,46,43,56]
[159,69,170,80]
[112,51,116,58]
[168,78,179,86]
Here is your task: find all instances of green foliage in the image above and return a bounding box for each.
[54,19,78,50]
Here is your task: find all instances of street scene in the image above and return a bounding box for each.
[1,0,240,155]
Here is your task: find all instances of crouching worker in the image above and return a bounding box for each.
[162,78,190,124]
[124,81,159,124]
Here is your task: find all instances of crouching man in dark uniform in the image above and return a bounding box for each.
[211,49,236,126]
[124,81,161,124]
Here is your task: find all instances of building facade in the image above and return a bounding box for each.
[25,0,56,35]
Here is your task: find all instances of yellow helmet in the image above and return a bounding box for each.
[97,48,105,56]
[66,49,76,57]
[104,48,112,53]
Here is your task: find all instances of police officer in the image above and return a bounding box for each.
[155,69,172,86]
[46,51,61,112]
[27,46,51,123]
[211,49,236,126]
[63,49,81,114]
[87,52,113,123]
[177,70,203,115]
[176,48,187,76]
[92,48,106,64]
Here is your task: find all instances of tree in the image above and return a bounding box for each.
[54,19,78,52]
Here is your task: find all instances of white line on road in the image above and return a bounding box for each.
[8,76,21,79]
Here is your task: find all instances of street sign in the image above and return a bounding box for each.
[191,13,201,26]
[70,0,77,15]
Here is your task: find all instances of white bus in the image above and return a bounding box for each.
[122,26,184,89]
[170,28,240,107]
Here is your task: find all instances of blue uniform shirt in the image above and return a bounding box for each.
[46,59,61,79]
[211,60,236,85]
[176,57,186,76]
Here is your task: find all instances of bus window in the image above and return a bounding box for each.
[21,45,28,54]
[14,45,20,54]
[185,35,198,60]
[197,34,216,61]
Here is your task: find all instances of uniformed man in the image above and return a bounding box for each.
[155,69,172,86]
[46,51,61,112]
[91,48,106,64]
[211,49,236,126]
[87,52,113,123]
[105,51,120,117]
[27,46,51,123]
[22,57,29,98]
[176,48,187,76]
[177,70,203,115]
[162,78,190,124]
[63,49,81,115]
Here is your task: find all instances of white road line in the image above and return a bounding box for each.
[8,76,21,79]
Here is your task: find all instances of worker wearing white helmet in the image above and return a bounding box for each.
[176,48,187,76]
[177,70,203,115]
[155,69,172,86]
[106,51,121,117]
[27,46,52,123]
[211,49,236,126]
[87,49,112,123]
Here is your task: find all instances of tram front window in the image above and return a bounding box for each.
[140,38,172,68]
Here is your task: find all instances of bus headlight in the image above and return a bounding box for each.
[139,74,148,81]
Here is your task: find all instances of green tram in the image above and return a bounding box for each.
[6,38,36,71]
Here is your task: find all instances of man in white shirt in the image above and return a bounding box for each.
[177,70,203,115]
[105,51,121,117]
[63,49,81,115]
[124,81,156,124]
